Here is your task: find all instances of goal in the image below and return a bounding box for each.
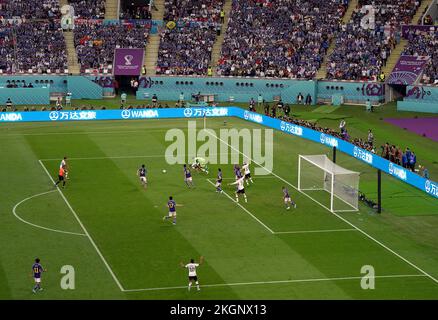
[298,155,359,212]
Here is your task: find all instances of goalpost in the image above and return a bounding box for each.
[298,155,360,213]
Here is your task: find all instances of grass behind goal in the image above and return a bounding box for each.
[0,117,438,299]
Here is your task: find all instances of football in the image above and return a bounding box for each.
[162,169,167,173]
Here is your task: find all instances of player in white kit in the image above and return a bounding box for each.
[180,256,204,291]
[241,162,254,185]
[228,176,247,203]
[60,156,69,179]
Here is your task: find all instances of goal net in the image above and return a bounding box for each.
[298,155,359,212]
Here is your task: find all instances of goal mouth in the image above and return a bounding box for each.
[298,154,360,213]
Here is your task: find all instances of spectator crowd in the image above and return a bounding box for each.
[119,1,152,20]
[327,0,421,81]
[0,0,60,19]
[163,0,223,22]
[217,0,348,78]
[0,20,67,74]
[74,22,149,73]
[15,21,68,73]
[68,0,106,19]
[157,0,223,75]
[0,0,435,81]
[0,21,15,74]
[157,24,216,75]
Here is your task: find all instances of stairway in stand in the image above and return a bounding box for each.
[341,0,358,24]
[211,0,232,75]
[143,0,165,75]
[63,31,81,75]
[381,39,408,76]
[151,0,165,20]
[105,0,119,20]
[143,35,160,76]
[412,0,433,25]
[59,0,68,8]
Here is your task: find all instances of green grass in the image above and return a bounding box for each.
[1,115,438,299]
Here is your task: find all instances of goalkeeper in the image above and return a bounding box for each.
[191,157,209,174]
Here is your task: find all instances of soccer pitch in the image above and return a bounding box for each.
[1,117,438,299]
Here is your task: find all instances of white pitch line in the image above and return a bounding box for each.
[3,129,172,137]
[274,228,357,235]
[206,130,438,285]
[122,274,427,292]
[218,176,277,180]
[40,153,232,161]
[206,179,274,234]
[207,179,354,235]
[38,160,125,291]
[12,190,87,237]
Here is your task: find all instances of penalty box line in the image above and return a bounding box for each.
[38,159,126,292]
[206,179,355,235]
[122,274,427,292]
[205,130,438,285]
[206,179,274,234]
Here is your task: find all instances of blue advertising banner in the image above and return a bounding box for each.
[0,107,436,199]
[0,107,229,123]
[236,109,438,200]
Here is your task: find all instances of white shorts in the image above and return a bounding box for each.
[34,278,41,283]
[140,176,147,183]
[186,177,192,182]
[168,211,176,217]
[284,197,291,203]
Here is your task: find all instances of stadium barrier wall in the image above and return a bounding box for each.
[0,106,436,199]
[0,75,422,108]
[136,76,318,104]
[317,81,385,104]
[0,75,111,100]
[397,85,438,113]
[67,76,104,99]
[136,77,385,105]
[0,76,67,95]
[0,87,50,105]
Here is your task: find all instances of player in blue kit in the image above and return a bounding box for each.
[137,164,147,188]
[183,164,194,188]
[282,187,296,210]
[31,258,46,293]
[215,168,223,193]
[234,164,243,179]
[163,196,182,225]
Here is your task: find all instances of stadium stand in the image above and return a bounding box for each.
[403,29,438,85]
[69,0,106,19]
[326,0,421,81]
[163,0,223,22]
[15,21,68,74]
[0,20,68,74]
[0,21,15,74]
[156,0,223,75]
[119,0,152,19]
[74,22,149,74]
[0,0,60,19]
[216,0,348,78]
[156,24,217,75]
